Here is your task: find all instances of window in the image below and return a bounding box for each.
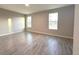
[49,12,58,30]
[27,16,32,28]
[8,18,12,32]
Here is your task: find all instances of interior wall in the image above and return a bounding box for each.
[73,5,79,55]
[27,5,74,38]
[0,8,25,35]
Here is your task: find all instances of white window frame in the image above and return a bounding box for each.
[27,16,32,28]
[48,12,58,30]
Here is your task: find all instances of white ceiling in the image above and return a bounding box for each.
[0,4,72,14]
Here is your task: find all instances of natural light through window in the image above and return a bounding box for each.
[27,16,32,28]
[49,12,58,30]
[20,17,25,29]
[8,18,12,32]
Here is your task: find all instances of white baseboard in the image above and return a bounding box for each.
[27,30,73,39]
[0,30,24,37]
[0,30,73,39]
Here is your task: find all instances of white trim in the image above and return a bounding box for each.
[27,30,73,39]
[0,31,24,37]
[0,30,73,39]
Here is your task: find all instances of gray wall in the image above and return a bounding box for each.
[73,5,79,55]
[27,5,74,38]
[0,8,25,35]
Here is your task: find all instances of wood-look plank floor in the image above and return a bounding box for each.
[0,32,73,55]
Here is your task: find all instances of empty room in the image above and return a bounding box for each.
[0,4,78,55]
